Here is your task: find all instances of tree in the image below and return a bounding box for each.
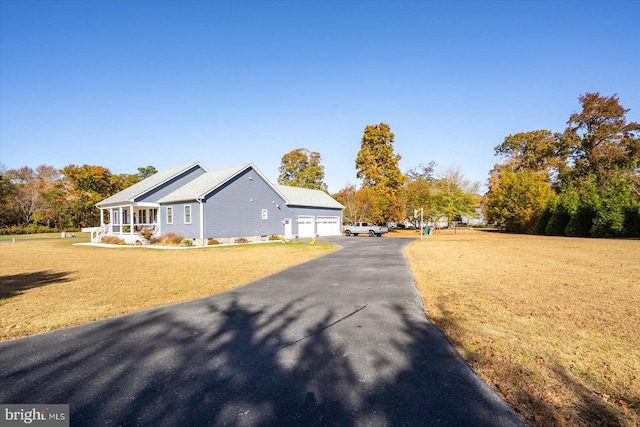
[6,167,41,227]
[334,185,384,224]
[544,183,578,236]
[432,169,480,224]
[563,92,640,181]
[61,164,115,227]
[355,123,406,221]
[137,166,158,179]
[591,174,640,237]
[494,130,566,180]
[278,148,327,191]
[0,164,20,228]
[402,162,436,227]
[485,167,553,233]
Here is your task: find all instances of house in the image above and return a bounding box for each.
[460,208,485,226]
[93,163,344,244]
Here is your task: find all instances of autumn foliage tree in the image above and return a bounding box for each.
[401,163,436,227]
[486,92,640,237]
[278,148,328,191]
[485,166,553,233]
[355,123,406,222]
[563,92,640,182]
[0,163,154,233]
[334,185,382,225]
[431,169,480,224]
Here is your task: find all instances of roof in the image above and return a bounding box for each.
[275,185,344,209]
[97,162,344,210]
[156,164,250,203]
[96,162,205,207]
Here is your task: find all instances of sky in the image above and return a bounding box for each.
[1,0,639,194]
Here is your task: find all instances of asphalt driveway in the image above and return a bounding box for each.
[0,237,526,426]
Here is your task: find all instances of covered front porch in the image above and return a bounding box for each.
[91,203,161,244]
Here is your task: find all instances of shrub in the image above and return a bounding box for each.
[591,177,638,238]
[179,239,194,247]
[101,235,125,245]
[234,237,249,244]
[565,176,600,237]
[268,235,282,241]
[157,232,184,246]
[534,202,554,235]
[545,184,578,236]
[139,229,154,242]
[207,239,220,245]
[0,225,62,235]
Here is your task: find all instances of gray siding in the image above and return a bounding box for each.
[136,166,206,203]
[162,202,200,238]
[202,168,289,238]
[159,166,343,239]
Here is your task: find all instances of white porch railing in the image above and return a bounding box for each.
[91,223,159,243]
[89,224,111,243]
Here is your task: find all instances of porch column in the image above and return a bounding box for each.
[157,207,162,237]
[119,207,123,235]
[100,208,104,227]
[130,206,134,236]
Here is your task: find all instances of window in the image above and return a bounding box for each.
[167,207,173,224]
[262,209,268,220]
[184,205,191,224]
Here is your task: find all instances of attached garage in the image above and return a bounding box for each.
[297,215,315,238]
[316,216,341,236]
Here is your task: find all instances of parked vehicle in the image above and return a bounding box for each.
[343,222,388,237]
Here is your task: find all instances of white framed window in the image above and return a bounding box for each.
[184,205,192,224]
[167,207,173,224]
[262,209,268,220]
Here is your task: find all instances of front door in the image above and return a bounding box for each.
[284,218,292,239]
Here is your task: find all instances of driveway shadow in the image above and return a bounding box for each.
[0,294,524,426]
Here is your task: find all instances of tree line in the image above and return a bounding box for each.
[485,92,640,237]
[0,164,157,234]
[5,91,636,238]
[278,123,480,227]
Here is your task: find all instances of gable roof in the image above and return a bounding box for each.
[157,163,344,210]
[156,164,251,203]
[97,162,344,211]
[97,162,206,207]
[275,185,344,209]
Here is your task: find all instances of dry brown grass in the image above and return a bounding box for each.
[405,230,640,426]
[0,237,336,341]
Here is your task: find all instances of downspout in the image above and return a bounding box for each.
[198,198,204,246]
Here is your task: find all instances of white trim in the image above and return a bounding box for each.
[167,206,173,224]
[197,164,290,204]
[184,205,192,224]
[198,199,204,246]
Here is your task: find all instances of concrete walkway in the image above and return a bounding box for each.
[0,237,526,426]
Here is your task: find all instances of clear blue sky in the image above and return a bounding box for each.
[1,0,639,194]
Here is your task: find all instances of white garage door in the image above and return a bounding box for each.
[298,215,315,238]
[316,216,341,236]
